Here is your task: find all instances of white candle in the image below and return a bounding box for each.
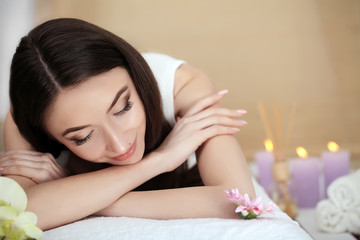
[291,147,321,208]
[321,141,350,193]
[255,139,274,194]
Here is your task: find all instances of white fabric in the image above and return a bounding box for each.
[315,169,360,234]
[43,179,312,240]
[315,200,348,233]
[346,210,360,234]
[327,170,360,211]
[142,52,185,127]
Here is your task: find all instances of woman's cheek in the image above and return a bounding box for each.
[69,145,105,163]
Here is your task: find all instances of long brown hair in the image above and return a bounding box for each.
[10,18,187,190]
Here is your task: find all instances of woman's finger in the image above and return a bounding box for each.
[186,107,247,124]
[0,165,55,184]
[0,153,58,171]
[183,90,228,117]
[0,151,67,181]
[1,149,47,157]
[198,124,241,141]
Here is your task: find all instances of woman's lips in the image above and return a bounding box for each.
[112,139,137,161]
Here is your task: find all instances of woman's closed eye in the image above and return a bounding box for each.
[114,97,133,116]
[72,130,94,146]
[70,98,133,147]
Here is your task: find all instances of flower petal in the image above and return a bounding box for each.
[23,223,43,239]
[15,211,38,226]
[0,206,18,220]
[241,209,249,216]
[0,177,27,212]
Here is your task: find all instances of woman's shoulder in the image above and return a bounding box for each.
[141,52,217,116]
[173,65,217,117]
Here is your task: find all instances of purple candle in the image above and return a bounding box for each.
[321,141,350,192]
[291,147,320,208]
[255,139,274,194]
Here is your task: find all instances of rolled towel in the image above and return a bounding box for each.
[327,170,360,211]
[346,209,360,234]
[316,199,348,233]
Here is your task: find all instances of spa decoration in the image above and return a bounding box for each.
[0,177,43,240]
[257,102,298,219]
[290,147,321,208]
[225,189,275,219]
[321,141,350,192]
[254,139,274,194]
[315,169,360,234]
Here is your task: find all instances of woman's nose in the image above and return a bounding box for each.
[104,128,128,154]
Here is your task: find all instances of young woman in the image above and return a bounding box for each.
[0,18,255,230]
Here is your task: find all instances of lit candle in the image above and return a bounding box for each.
[321,141,350,192]
[291,147,320,208]
[255,139,274,194]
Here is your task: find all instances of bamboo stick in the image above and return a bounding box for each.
[257,102,276,150]
[283,102,297,156]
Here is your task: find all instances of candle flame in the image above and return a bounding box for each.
[264,139,273,152]
[296,146,308,159]
[327,141,339,152]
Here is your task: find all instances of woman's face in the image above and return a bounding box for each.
[45,67,146,165]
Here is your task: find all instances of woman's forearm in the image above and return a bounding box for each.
[97,186,238,219]
[22,152,165,230]
[97,136,255,220]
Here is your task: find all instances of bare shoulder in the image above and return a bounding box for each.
[174,64,217,117]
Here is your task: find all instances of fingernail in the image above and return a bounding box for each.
[0,167,4,171]
[236,109,247,114]
[217,89,229,95]
[232,128,240,132]
[238,120,248,125]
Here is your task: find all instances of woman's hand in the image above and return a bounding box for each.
[0,150,67,183]
[157,90,247,172]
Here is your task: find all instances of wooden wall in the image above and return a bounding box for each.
[33,0,359,161]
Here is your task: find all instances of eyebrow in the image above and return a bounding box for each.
[62,125,91,137]
[62,86,128,137]
[107,85,128,113]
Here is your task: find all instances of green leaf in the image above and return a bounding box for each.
[237,211,259,219]
[0,177,27,212]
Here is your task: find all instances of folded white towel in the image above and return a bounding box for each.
[315,200,348,233]
[327,170,360,211]
[346,209,360,234]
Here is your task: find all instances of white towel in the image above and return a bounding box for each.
[42,178,313,240]
[316,200,348,233]
[346,209,360,234]
[43,215,312,240]
[327,170,360,211]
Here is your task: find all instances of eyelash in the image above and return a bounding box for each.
[74,130,93,146]
[73,98,133,146]
[114,99,133,116]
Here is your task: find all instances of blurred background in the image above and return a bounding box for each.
[1,0,359,165]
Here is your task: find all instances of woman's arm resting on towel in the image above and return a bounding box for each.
[1,113,177,230]
[97,186,237,219]
[97,65,255,218]
[1,153,167,230]
[2,81,243,229]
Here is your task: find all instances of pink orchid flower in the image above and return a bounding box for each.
[225,189,275,219]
